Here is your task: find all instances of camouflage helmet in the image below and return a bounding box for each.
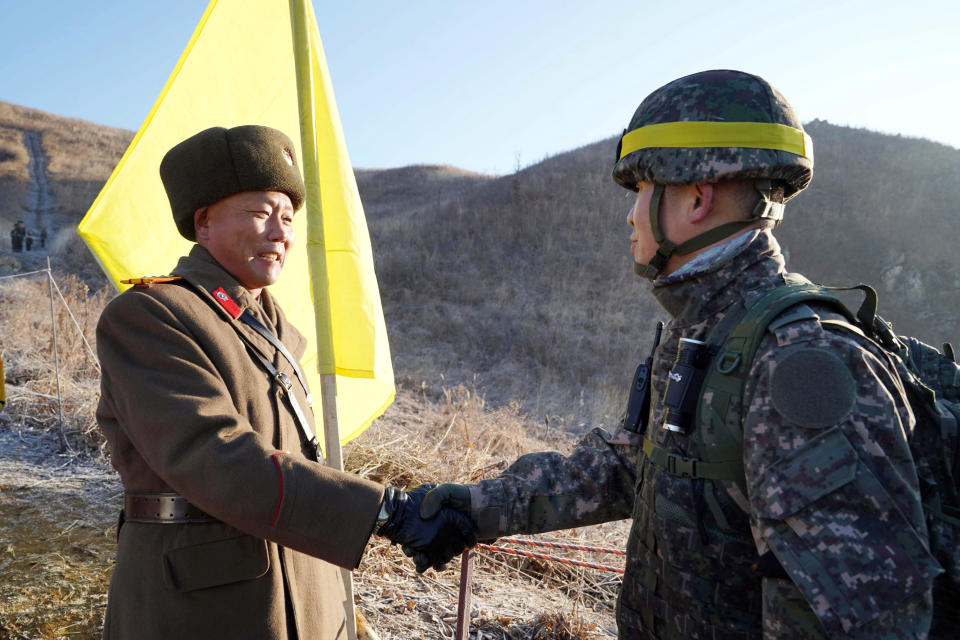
[613,70,814,279]
[613,69,813,199]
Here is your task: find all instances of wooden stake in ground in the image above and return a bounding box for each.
[319,373,358,640]
[455,549,475,640]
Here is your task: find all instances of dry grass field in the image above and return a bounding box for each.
[0,273,626,639]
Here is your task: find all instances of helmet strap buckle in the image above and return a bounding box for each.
[635,257,665,280]
[752,179,784,226]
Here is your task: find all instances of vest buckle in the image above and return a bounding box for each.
[667,453,698,478]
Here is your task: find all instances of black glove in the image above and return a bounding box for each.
[404,483,478,572]
[376,485,477,573]
[419,483,471,519]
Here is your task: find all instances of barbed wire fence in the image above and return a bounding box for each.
[0,258,100,436]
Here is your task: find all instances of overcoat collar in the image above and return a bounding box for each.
[171,245,307,361]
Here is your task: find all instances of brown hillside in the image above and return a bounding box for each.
[355,164,493,220]
[359,125,960,424]
[0,101,132,277]
[778,120,960,339]
[1,99,957,425]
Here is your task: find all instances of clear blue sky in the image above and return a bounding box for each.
[2,1,958,175]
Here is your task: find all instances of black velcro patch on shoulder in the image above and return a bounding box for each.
[770,348,856,428]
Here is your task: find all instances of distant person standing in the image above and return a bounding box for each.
[39,227,47,249]
[24,232,33,251]
[9,221,24,252]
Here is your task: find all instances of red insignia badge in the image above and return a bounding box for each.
[282,149,293,166]
[212,287,242,319]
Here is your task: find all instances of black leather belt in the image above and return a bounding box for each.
[123,492,218,524]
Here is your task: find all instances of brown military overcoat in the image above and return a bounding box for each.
[96,245,384,639]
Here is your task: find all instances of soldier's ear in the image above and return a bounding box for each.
[689,183,714,224]
[194,207,210,243]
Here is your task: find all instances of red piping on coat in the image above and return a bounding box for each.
[271,452,288,526]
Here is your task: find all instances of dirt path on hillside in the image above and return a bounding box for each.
[22,131,55,221]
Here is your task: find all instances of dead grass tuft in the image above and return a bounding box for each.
[346,384,569,489]
[0,272,110,455]
[0,457,118,640]
[473,610,599,640]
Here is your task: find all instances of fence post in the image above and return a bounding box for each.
[46,257,64,433]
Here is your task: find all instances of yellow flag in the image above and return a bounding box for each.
[78,0,394,445]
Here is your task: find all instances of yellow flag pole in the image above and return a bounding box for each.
[288,2,357,639]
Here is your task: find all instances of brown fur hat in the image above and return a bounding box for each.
[160,125,306,241]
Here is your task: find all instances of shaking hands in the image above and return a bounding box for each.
[375,484,476,573]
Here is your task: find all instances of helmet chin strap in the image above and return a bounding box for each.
[634,184,671,280]
[633,180,784,280]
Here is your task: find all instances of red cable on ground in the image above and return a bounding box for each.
[494,537,626,556]
[455,538,625,635]
[476,543,625,575]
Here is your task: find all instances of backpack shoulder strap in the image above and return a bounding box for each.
[641,279,870,492]
[691,283,855,496]
[712,283,854,380]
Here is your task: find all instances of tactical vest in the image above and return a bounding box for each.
[620,275,960,638]
[616,292,769,640]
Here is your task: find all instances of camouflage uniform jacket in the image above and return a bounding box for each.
[469,230,942,639]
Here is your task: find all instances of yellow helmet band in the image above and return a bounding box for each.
[618,121,813,162]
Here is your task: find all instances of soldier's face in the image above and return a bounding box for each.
[195,191,295,297]
[626,182,659,265]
